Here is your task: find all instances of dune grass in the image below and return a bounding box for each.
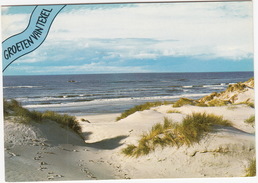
[247,102,255,108]
[206,99,229,107]
[198,92,218,103]
[118,78,254,122]
[122,113,231,157]
[3,99,82,135]
[244,115,255,126]
[245,159,256,177]
[4,99,43,123]
[116,101,173,121]
[41,111,82,134]
[167,109,181,113]
[226,82,247,93]
[172,97,229,107]
[227,105,238,110]
[122,118,175,157]
[173,98,196,107]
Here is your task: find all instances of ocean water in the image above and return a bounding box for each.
[3,72,254,116]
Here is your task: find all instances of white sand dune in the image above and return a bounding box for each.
[77,104,255,179]
[4,119,116,181]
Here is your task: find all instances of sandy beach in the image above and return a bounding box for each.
[3,79,256,182]
[77,105,255,179]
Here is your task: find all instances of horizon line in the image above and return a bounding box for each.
[2,70,254,77]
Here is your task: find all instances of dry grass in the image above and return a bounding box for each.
[244,115,255,126]
[245,159,256,177]
[167,109,181,113]
[118,78,254,121]
[207,99,229,107]
[4,99,43,123]
[225,83,246,92]
[198,92,219,104]
[173,98,196,107]
[227,105,238,110]
[246,77,254,88]
[122,113,231,157]
[247,102,255,108]
[116,101,173,121]
[196,78,254,107]
[3,99,82,135]
[42,111,81,134]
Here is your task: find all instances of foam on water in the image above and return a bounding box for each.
[24,93,208,109]
[3,72,253,115]
[3,86,42,89]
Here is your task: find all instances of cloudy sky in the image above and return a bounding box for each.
[1,1,254,75]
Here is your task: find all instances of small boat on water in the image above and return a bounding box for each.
[68,80,76,83]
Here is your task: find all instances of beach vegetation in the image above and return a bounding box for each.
[198,92,219,104]
[225,83,247,93]
[122,113,231,157]
[4,99,43,123]
[207,99,229,107]
[227,105,238,110]
[4,99,22,116]
[116,101,173,121]
[122,144,137,156]
[42,111,81,134]
[167,109,181,113]
[3,99,82,135]
[246,77,254,88]
[245,159,256,177]
[118,78,255,120]
[244,115,255,126]
[195,102,208,107]
[195,78,254,107]
[173,98,196,107]
[247,102,255,108]
[234,101,255,108]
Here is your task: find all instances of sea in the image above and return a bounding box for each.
[3,72,254,116]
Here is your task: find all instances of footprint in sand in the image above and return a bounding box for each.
[7,151,19,158]
[38,166,47,171]
[80,167,97,179]
[47,173,64,180]
[40,161,48,165]
[34,155,42,160]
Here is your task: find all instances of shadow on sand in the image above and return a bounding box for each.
[85,135,128,150]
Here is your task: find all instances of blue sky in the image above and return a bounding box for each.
[1,2,254,75]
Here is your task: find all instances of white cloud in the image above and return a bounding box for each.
[15,51,48,63]
[10,62,149,74]
[1,14,30,40]
[49,2,253,60]
[1,1,253,67]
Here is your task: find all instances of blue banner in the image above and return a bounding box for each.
[2,5,66,72]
